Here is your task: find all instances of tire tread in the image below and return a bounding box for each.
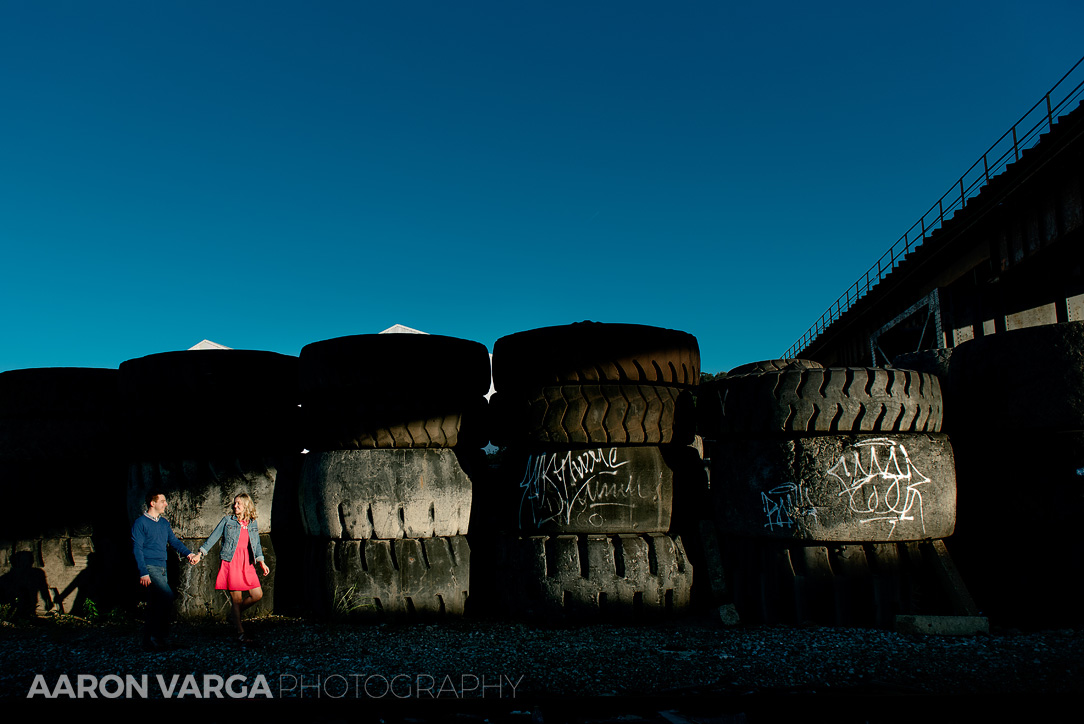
[700,368,942,436]
[495,384,690,445]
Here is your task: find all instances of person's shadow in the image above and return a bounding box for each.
[0,551,52,618]
[53,551,103,616]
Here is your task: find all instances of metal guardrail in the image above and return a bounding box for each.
[784,55,1084,359]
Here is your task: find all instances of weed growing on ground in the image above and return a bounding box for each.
[80,598,99,621]
[334,585,377,619]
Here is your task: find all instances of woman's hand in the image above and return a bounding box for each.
[259,561,270,576]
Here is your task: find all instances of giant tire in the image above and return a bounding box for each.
[304,536,470,620]
[300,334,491,450]
[492,322,700,393]
[119,350,300,456]
[725,537,957,627]
[949,322,1084,431]
[300,333,492,396]
[491,384,693,446]
[300,448,472,539]
[0,457,128,540]
[726,359,823,376]
[949,429,1084,628]
[0,368,120,459]
[893,349,957,433]
[501,445,675,534]
[302,399,475,451]
[0,369,125,539]
[709,433,956,541]
[698,367,943,437]
[0,367,119,415]
[892,349,953,380]
[501,533,692,619]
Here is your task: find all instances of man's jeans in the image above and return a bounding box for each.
[144,565,173,643]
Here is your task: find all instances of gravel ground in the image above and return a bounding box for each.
[1,613,1081,721]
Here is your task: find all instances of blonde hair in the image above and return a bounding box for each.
[233,493,258,521]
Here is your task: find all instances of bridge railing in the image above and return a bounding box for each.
[784,55,1084,360]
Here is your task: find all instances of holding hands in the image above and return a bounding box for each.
[187,552,203,566]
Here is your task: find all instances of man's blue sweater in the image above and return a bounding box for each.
[131,514,191,576]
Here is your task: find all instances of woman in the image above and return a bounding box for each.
[192,493,270,643]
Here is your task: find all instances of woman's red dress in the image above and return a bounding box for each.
[214,523,260,591]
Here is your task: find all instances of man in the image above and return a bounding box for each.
[131,491,198,651]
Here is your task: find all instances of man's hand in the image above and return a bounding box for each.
[187,553,202,565]
[140,575,150,587]
[259,561,270,576]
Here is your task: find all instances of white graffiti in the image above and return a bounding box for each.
[519,448,649,528]
[826,437,930,538]
[761,482,817,531]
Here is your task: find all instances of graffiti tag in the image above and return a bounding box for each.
[761,481,817,531]
[826,437,930,538]
[519,448,649,528]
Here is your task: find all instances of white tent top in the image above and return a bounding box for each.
[379,324,428,335]
[188,339,232,350]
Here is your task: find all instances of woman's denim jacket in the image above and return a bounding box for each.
[199,515,264,562]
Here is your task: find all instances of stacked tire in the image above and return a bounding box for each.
[948,322,1084,628]
[0,368,125,616]
[487,322,698,619]
[120,350,301,620]
[892,349,956,433]
[698,360,957,626]
[298,334,489,620]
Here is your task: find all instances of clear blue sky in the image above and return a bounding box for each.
[2,1,1081,376]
